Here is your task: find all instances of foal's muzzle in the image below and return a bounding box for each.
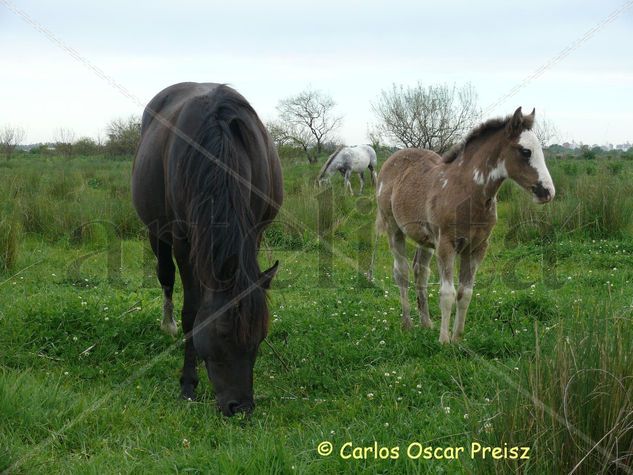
[531,182,554,203]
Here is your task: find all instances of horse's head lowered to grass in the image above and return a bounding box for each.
[193,259,279,416]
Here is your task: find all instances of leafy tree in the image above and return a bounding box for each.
[105,115,141,156]
[74,137,102,156]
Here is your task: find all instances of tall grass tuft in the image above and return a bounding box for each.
[506,172,633,242]
[0,214,20,272]
[475,310,633,474]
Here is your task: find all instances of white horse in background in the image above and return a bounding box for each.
[317,144,378,194]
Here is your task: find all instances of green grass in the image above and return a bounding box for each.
[0,154,632,474]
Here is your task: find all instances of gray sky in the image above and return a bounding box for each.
[1,0,632,145]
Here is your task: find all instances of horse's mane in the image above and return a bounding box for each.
[317,145,345,179]
[169,85,268,343]
[442,115,512,163]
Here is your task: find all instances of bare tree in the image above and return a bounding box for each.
[0,125,26,160]
[54,127,76,157]
[276,89,342,163]
[372,83,479,153]
[367,125,382,150]
[266,120,293,149]
[533,115,559,147]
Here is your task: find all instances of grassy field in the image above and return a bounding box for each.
[0,153,632,474]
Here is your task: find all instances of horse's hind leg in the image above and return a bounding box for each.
[368,164,377,186]
[174,240,201,400]
[150,233,177,336]
[359,171,365,194]
[388,228,413,330]
[413,246,434,328]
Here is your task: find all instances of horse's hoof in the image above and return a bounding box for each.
[181,387,196,401]
[451,334,463,343]
[161,320,178,336]
[439,334,451,344]
[402,319,414,331]
[420,319,434,329]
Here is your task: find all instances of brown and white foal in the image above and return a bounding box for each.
[375,107,555,343]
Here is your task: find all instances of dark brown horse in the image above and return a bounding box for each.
[132,82,283,416]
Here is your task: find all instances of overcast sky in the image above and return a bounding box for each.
[1,0,632,145]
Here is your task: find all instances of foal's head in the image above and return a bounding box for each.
[193,260,279,416]
[500,107,555,203]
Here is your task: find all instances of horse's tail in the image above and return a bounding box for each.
[169,85,266,336]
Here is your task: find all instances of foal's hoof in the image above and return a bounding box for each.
[438,334,451,344]
[451,334,463,343]
[161,319,178,336]
[401,319,414,331]
[420,319,434,329]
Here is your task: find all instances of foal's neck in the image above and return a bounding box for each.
[458,144,505,205]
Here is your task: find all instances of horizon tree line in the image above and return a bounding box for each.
[1,83,562,161]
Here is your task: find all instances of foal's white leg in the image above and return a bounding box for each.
[452,246,486,342]
[389,230,413,329]
[413,246,434,328]
[436,240,456,343]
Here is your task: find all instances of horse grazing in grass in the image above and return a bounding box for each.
[376,107,554,343]
[132,82,283,415]
[317,144,377,194]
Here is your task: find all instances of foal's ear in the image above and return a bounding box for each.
[260,260,279,290]
[507,106,524,139]
[523,108,536,130]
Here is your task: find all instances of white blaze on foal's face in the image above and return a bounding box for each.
[518,130,555,203]
[504,128,555,203]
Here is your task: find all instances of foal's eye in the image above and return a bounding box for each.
[520,148,532,159]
